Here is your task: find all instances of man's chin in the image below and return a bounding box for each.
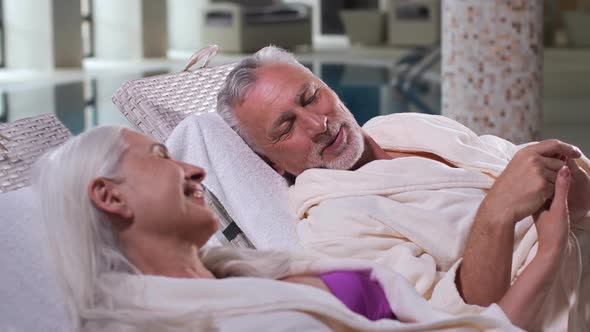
[323,146,364,170]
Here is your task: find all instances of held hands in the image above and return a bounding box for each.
[535,166,571,256]
[485,140,581,224]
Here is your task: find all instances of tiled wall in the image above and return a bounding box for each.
[442,0,543,144]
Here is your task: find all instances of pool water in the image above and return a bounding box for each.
[0,64,441,135]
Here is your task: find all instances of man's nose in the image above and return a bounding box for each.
[299,110,327,137]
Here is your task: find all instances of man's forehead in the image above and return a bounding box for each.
[234,64,315,135]
[248,65,315,102]
[256,63,314,84]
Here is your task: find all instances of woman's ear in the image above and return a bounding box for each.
[88,178,133,220]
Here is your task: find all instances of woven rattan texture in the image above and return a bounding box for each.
[0,115,72,193]
[113,63,237,143]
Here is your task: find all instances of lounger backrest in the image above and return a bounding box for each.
[0,114,72,193]
[112,60,236,143]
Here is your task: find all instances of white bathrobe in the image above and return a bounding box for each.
[86,255,520,332]
[290,113,590,332]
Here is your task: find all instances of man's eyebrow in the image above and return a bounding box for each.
[295,82,312,104]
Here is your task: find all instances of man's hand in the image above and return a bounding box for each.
[566,157,590,223]
[486,139,581,224]
[498,166,571,330]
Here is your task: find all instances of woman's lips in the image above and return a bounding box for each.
[184,183,206,205]
[323,126,345,156]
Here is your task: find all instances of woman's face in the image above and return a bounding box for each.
[93,130,219,248]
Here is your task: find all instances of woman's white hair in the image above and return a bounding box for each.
[216,45,311,149]
[32,126,291,330]
[32,126,131,330]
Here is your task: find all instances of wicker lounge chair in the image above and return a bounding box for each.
[0,114,72,193]
[112,46,254,249]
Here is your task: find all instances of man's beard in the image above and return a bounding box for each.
[303,104,364,170]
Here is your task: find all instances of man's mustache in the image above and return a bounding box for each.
[315,123,340,150]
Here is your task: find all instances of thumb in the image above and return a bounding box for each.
[550,166,571,214]
[566,157,583,174]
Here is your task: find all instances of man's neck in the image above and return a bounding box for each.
[350,132,393,170]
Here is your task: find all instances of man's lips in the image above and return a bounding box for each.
[322,125,345,156]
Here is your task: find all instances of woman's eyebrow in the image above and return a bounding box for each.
[149,143,168,153]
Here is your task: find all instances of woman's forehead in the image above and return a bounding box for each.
[122,130,156,149]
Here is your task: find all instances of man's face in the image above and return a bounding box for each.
[233,63,365,176]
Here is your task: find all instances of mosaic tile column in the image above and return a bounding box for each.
[442,0,543,144]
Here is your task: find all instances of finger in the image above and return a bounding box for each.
[550,166,571,214]
[542,168,558,185]
[533,199,552,220]
[542,157,566,172]
[542,182,555,201]
[529,140,581,159]
[567,157,584,174]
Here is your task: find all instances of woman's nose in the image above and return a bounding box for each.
[183,163,206,182]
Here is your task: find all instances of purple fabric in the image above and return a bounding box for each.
[320,270,395,321]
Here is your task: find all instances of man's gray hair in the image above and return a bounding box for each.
[216,45,310,148]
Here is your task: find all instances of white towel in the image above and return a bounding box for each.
[166,112,301,250]
[0,187,70,331]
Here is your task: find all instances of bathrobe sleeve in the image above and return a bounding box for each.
[428,259,486,315]
[479,133,590,173]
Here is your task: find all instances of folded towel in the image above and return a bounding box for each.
[166,112,301,250]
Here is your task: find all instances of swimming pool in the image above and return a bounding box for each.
[0,63,441,135]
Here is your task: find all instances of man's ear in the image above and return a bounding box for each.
[88,178,133,220]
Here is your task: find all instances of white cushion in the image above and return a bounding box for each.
[0,187,69,331]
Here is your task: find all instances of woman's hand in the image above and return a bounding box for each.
[485,140,580,224]
[535,165,572,257]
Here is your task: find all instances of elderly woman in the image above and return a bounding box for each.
[32,126,572,331]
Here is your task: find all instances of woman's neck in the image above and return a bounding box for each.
[121,234,215,279]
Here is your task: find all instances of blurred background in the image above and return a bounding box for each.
[0,0,588,150]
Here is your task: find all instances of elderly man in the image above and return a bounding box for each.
[216,46,590,330]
